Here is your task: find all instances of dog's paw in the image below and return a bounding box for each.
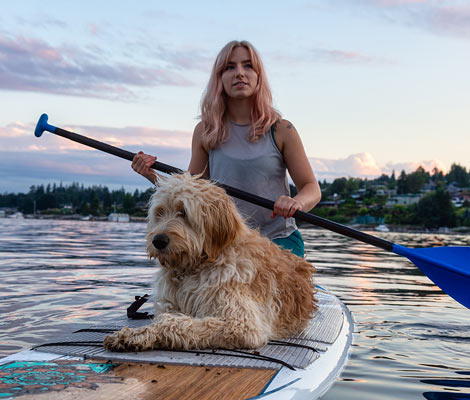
[103,326,158,352]
[103,327,143,352]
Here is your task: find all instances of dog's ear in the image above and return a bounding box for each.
[202,197,244,261]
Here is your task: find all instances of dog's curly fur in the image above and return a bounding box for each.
[103,173,317,352]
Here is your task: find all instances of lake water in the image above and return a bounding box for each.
[1,218,469,399]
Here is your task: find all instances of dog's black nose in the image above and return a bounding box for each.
[152,234,170,250]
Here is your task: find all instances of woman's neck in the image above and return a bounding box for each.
[226,98,252,125]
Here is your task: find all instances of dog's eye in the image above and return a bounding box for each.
[154,207,164,218]
[179,208,186,218]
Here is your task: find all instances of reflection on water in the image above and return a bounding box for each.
[1,219,469,399]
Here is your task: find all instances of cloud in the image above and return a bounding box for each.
[310,48,386,64]
[309,152,444,181]
[367,0,427,5]
[0,119,192,193]
[353,0,470,38]
[0,120,193,153]
[271,47,392,66]
[0,121,28,138]
[382,159,446,175]
[14,15,68,30]
[150,45,213,72]
[0,121,448,192]
[0,34,194,100]
[423,4,470,37]
[0,146,191,194]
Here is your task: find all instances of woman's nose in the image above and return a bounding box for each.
[235,65,245,76]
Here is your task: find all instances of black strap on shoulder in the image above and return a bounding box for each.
[270,123,280,151]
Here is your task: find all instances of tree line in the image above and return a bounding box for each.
[311,163,470,229]
[1,163,469,228]
[0,182,154,217]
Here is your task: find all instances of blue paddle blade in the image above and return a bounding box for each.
[393,245,470,309]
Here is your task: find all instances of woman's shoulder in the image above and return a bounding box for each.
[274,119,297,133]
[192,121,209,152]
[273,119,300,149]
[193,121,204,135]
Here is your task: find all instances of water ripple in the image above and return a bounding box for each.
[1,219,469,399]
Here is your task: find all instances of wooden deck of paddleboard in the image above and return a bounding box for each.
[0,358,276,399]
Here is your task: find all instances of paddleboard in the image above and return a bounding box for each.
[0,288,353,399]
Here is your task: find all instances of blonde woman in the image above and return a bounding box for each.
[132,40,321,257]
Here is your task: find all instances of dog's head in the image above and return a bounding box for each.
[146,173,245,268]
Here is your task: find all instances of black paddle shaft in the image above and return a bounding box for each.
[51,126,395,252]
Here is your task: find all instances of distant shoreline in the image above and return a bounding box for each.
[2,214,146,223]
[296,221,470,235]
[4,214,469,235]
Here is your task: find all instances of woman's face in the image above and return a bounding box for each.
[221,46,259,100]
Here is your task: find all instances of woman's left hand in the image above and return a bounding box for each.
[271,196,303,219]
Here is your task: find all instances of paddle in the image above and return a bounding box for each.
[34,114,470,309]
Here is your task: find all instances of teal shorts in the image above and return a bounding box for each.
[272,230,305,258]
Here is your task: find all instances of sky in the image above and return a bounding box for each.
[1,0,469,193]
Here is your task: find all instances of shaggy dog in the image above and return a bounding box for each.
[103,173,317,352]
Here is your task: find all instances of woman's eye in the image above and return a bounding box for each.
[225,65,235,71]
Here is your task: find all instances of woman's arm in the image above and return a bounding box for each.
[272,119,321,218]
[188,122,210,178]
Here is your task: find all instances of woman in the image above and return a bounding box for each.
[132,40,321,257]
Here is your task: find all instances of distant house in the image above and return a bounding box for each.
[351,189,366,199]
[422,181,436,193]
[451,194,470,208]
[0,210,5,218]
[376,188,386,196]
[385,194,421,207]
[316,199,345,208]
[108,213,130,222]
[447,183,462,196]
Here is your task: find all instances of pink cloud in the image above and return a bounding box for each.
[271,47,393,65]
[311,48,378,64]
[373,0,427,6]
[355,0,470,38]
[0,120,192,154]
[0,34,194,100]
[426,5,470,36]
[87,23,101,36]
[0,121,29,138]
[309,152,446,181]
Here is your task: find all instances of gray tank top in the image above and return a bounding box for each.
[208,121,297,239]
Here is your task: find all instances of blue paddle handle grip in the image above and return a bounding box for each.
[34,113,56,137]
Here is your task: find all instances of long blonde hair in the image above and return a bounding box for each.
[200,40,281,149]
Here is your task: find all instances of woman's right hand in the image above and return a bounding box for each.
[132,151,157,184]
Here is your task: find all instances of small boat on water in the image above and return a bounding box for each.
[7,212,24,219]
[375,224,390,232]
[108,213,130,222]
[0,287,353,400]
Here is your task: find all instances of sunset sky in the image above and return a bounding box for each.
[1,0,469,193]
